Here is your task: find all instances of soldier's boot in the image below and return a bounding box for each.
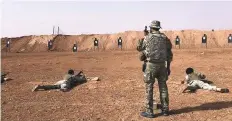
[161,108,169,116]
[140,111,155,118]
[155,103,169,116]
[220,88,229,93]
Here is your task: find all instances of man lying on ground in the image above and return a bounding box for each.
[32,69,99,92]
[181,67,229,93]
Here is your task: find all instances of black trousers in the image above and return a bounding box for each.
[38,85,61,90]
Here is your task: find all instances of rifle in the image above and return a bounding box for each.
[182,86,197,93]
[75,70,83,76]
[144,26,149,36]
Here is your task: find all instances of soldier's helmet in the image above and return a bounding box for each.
[186,67,194,74]
[149,20,162,29]
[68,69,74,75]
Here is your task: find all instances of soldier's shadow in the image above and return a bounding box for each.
[169,101,232,115]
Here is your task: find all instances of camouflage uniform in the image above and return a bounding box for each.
[137,20,173,117]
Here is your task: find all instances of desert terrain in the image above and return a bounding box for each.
[1,30,232,121]
[1,48,232,121]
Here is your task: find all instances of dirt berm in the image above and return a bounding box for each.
[1,30,232,52]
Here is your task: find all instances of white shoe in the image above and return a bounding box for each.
[32,85,40,92]
[87,77,99,81]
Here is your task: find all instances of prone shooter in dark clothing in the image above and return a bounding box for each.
[32,69,99,92]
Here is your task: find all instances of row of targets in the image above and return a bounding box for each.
[92,37,123,51]
[5,34,232,52]
[47,37,123,52]
[174,34,232,48]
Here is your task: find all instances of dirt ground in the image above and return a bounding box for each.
[1,48,232,121]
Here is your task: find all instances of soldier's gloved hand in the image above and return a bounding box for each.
[139,52,146,61]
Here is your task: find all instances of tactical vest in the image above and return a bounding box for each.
[145,33,167,63]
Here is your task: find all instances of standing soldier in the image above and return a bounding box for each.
[94,38,99,51]
[228,34,232,44]
[118,37,123,50]
[137,20,173,118]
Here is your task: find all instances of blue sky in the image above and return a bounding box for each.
[1,0,232,37]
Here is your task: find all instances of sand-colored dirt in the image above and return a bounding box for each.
[1,49,232,121]
[1,30,232,52]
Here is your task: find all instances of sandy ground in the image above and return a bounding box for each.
[1,49,232,121]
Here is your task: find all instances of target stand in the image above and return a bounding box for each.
[118,37,123,50]
[73,44,77,52]
[175,37,180,49]
[94,38,99,51]
[6,40,10,52]
[48,40,53,51]
[201,35,207,48]
[5,39,11,56]
[228,35,232,47]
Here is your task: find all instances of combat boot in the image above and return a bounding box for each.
[161,110,169,116]
[140,112,155,118]
[220,88,229,93]
[161,106,169,116]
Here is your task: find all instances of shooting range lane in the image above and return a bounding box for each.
[1,48,232,121]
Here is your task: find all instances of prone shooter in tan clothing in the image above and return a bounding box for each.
[181,67,229,93]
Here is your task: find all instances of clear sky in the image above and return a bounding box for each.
[1,0,232,37]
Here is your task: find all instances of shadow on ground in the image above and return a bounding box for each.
[170,101,232,115]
